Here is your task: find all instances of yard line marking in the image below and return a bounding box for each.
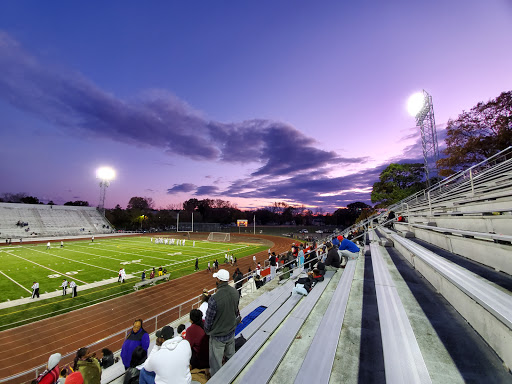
[0,270,31,293]
[72,243,183,262]
[25,248,118,276]
[54,246,156,268]
[5,251,88,284]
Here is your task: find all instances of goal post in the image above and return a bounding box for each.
[207,232,230,242]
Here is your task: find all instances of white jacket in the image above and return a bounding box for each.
[144,336,192,384]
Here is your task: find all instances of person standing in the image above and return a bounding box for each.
[73,348,101,384]
[46,241,51,250]
[121,319,150,370]
[141,270,146,281]
[31,281,39,299]
[204,269,240,376]
[195,258,199,271]
[253,254,256,266]
[269,252,277,281]
[91,236,94,243]
[70,281,77,298]
[61,279,68,296]
[61,241,64,248]
[207,261,211,273]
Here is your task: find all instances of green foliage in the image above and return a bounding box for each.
[64,200,89,206]
[371,163,426,207]
[437,90,512,176]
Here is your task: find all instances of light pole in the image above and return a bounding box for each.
[407,90,440,187]
[96,167,115,217]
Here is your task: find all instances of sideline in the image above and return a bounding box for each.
[0,270,31,293]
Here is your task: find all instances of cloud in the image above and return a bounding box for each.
[195,185,219,195]
[0,31,364,179]
[167,183,196,193]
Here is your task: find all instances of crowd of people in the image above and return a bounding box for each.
[33,234,360,384]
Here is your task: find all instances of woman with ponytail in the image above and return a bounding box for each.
[73,347,101,384]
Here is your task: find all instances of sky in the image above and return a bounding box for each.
[0,1,511,212]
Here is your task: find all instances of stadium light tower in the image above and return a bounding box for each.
[96,167,115,216]
[407,90,440,187]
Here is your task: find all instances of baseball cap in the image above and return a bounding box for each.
[156,325,174,340]
[213,269,229,281]
[48,353,61,370]
[337,235,343,241]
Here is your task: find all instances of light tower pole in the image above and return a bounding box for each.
[407,90,440,187]
[96,167,115,217]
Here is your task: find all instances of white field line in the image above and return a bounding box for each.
[24,248,117,276]
[5,251,88,284]
[63,245,158,268]
[0,270,31,293]
[109,237,237,253]
[73,243,185,263]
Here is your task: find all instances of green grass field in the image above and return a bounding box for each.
[0,236,266,330]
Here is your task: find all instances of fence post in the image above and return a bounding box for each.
[469,168,475,195]
[428,191,432,215]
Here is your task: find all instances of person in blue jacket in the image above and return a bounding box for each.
[121,319,150,369]
[337,235,360,267]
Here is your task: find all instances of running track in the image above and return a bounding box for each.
[0,233,295,383]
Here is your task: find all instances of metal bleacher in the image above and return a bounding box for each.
[203,147,512,383]
[0,202,113,239]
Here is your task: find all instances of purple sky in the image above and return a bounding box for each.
[1,1,511,212]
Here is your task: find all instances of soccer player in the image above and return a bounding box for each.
[31,281,40,299]
[207,262,211,272]
[91,236,94,242]
[158,266,163,277]
[61,241,64,248]
[46,242,51,250]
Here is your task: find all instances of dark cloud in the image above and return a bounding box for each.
[167,183,196,193]
[0,31,364,179]
[195,185,220,196]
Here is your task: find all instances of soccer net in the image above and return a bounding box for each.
[207,232,230,242]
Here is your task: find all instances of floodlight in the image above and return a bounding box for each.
[407,92,426,117]
[96,166,115,216]
[96,167,116,181]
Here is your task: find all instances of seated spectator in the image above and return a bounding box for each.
[254,274,264,289]
[308,268,324,286]
[177,324,186,338]
[293,276,312,296]
[123,346,147,384]
[324,242,341,270]
[64,371,83,384]
[121,319,150,370]
[337,235,360,267]
[142,326,192,384]
[185,309,210,371]
[34,352,61,384]
[73,348,101,384]
[199,290,210,321]
[99,348,115,369]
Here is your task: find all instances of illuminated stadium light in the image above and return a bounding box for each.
[96,166,115,216]
[96,167,116,181]
[407,90,440,187]
[407,92,426,117]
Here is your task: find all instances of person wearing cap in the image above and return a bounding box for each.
[337,235,360,267]
[142,325,192,384]
[121,319,150,370]
[204,269,240,376]
[64,371,84,384]
[35,352,61,384]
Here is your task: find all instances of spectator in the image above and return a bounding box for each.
[204,269,240,376]
[298,245,305,267]
[123,346,147,384]
[64,372,83,384]
[99,348,115,369]
[185,309,210,371]
[254,273,263,289]
[337,235,360,267]
[143,326,192,384]
[121,319,150,370]
[232,268,243,298]
[73,348,101,384]
[269,252,277,281]
[149,269,155,279]
[141,271,146,281]
[177,324,186,338]
[34,352,61,384]
[199,289,210,321]
[324,242,341,270]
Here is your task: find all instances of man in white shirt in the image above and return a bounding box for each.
[31,281,39,298]
[61,279,68,296]
[70,281,77,298]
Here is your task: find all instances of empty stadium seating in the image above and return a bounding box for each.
[0,203,113,239]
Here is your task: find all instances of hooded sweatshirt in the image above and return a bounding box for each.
[143,336,192,384]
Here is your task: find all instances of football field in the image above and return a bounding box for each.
[0,236,264,302]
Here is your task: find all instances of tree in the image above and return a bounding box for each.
[437,90,512,176]
[347,202,371,212]
[127,197,153,211]
[371,163,426,207]
[20,196,40,204]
